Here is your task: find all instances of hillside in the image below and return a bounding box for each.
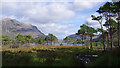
[1,18,45,38]
[68,34,82,40]
[67,34,101,42]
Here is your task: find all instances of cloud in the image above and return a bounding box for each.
[86,13,107,30]
[1,1,109,39]
[1,0,111,2]
[87,19,101,29]
[27,3,75,24]
[1,1,103,23]
[36,23,75,39]
[68,1,99,11]
[2,2,75,24]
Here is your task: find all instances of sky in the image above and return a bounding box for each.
[1,0,112,39]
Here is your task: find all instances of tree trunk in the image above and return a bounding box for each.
[103,38,105,51]
[118,12,120,47]
[85,40,86,48]
[81,35,84,48]
[102,34,106,51]
[54,42,55,46]
[84,35,87,48]
[47,41,48,45]
[2,41,4,45]
[100,22,105,51]
[28,39,30,46]
[107,32,109,51]
[110,26,113,50]
[111,35,113,49]
[51,41,52,46]
[110,31,113,49]
[90,36,92,49]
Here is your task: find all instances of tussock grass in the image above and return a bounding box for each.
[2,45,87,66]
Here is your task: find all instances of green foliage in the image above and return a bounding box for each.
[97,28,107,33]
[2,33,59,46]
[31,38,38,43]
[91,1,120,50]
[75,39,82,44]
[91,15,102,22]
[76,24,88,36]
[45,36,49,45]
[60,43,63,46]
[87,26,97,36]
[2,35,11,45]
[63,37,74,44]
[24,35,32,43]
[63,37,69,42]
[96,2,113,14]
[48,33,54,42]
[15,34,25,44]
[113,38,118,47]
[53,36,58,45]
[87,48,120,67]
[85,42,89,46]
[93,42,102,46]
[47,33,58,45]
[38,36,46,45]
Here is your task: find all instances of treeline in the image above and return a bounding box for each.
[76,2,120,51]
[2,33,58,48]
[63,37,82,45]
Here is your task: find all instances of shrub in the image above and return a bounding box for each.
[60,43,63,46]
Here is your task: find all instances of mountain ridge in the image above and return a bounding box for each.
[67,34,101,42]
[1,18,45,38]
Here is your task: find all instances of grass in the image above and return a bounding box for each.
[87,47,120,68]
[2,45,87,66]
[2,45,120,67]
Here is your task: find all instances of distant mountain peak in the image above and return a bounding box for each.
[2,18,45,38]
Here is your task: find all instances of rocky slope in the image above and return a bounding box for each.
[1,18,45,38]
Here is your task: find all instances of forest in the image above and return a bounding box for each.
[1,1,120,67]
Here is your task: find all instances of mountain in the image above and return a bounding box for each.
[1,18,45,38]
[68,34,82,40]
[67,34,101,42]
